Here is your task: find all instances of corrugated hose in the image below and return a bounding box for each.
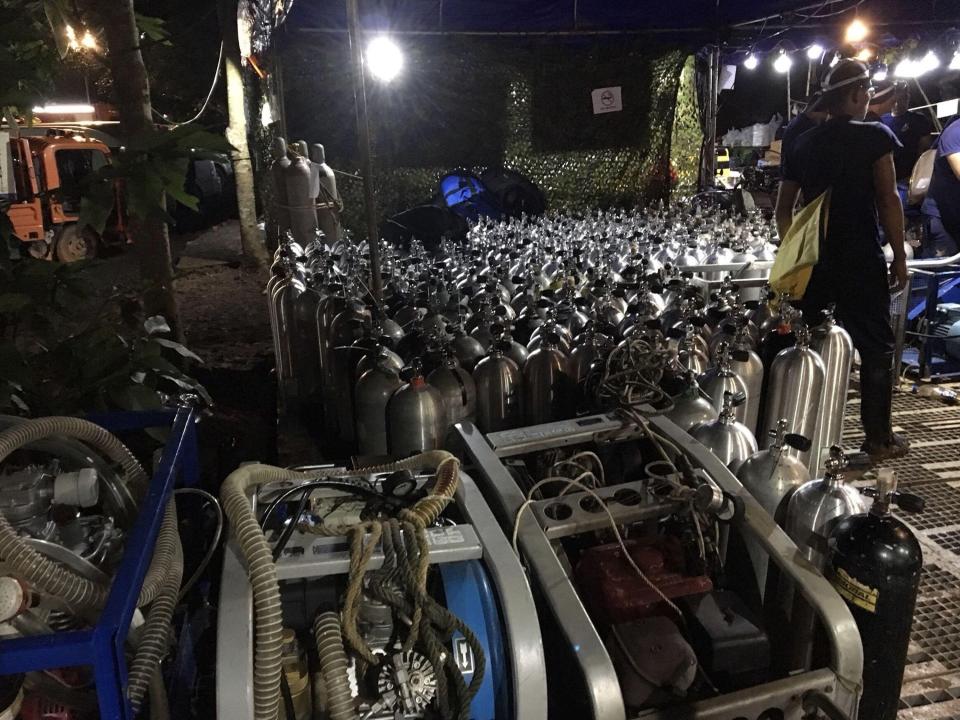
[219,450,459,720]
[313,612,357,720]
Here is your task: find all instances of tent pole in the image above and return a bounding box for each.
[346,0,384,304]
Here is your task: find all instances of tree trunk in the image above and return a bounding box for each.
[218,0,269,268]
[78,0,180,331]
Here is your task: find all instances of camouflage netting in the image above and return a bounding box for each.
[280,35,688,236]
[670,56,701,195]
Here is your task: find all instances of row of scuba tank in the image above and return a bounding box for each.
[266,203,858,468]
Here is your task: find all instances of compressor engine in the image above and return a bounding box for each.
[216,451,540,720]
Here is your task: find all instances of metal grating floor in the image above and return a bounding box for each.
[839,385,960,717]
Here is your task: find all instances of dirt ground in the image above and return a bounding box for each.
[86,221,279,472]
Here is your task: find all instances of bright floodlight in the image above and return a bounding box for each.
[743,53,759,70]
[33,104,95,115]
[894,51,940,79]
[367,36,403,83]
[806,44,824,60]
[80,31,97,50]
[845,18,869,43]
[773,53,793,74]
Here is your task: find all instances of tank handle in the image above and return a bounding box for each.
[784,433,812,452]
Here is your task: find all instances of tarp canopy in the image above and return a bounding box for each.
[288,0,801,35]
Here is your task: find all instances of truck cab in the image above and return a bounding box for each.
[2,129,118,262]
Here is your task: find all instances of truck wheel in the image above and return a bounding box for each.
[54,225,98,263]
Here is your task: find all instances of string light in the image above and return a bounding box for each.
[743,53,759,70]
[806,44,825,60]
[873,66,888,81]
[855,48,874,62]
[773,52,793,74]
[845,18,869,44]
[80,31,97,50]
[895,51,941,79]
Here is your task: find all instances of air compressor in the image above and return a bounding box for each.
[827,468,924,720]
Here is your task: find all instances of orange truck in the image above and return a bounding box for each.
[1,126,123,262]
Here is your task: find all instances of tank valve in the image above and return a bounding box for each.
[861,468,926,516]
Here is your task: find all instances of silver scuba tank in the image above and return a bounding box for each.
[666,371,719,432]
[736,419,812,599]
[779,446,870,670]
[387,361,447,457]
[355,352,405,456]
[699,342,750,426]
[728,329,764,434]
[691,391,758,471]
[760,322,826,469]
[523,332,574,425]
[472,341,524,433]
[428,351,478,426]
[809,307,853,477]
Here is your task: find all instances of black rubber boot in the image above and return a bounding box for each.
[859,355,910,461]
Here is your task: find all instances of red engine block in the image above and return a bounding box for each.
[575,535,712,625]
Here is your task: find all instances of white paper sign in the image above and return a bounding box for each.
[937,98,959,118]
[591,86,623,115]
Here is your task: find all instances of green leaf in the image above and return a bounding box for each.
[139,355,181,374]
[143,316,171,336]
[134,13,170,44]
[0,293,32,313]
[153,337,203,363]
[123,383,164,411]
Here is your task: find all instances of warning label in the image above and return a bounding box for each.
[831,567,879,614]
[453,637,474,675]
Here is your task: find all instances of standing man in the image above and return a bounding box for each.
[880,84,935,186]
[920,117,960,257]
[775,60,909,461]
[779,95,828,184]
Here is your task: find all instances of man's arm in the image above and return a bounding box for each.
[946,151,960,181]
[873,152,907,290]
[775,180,801,240]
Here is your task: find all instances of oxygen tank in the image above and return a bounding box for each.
[270,138,292,244]
[428,351,477,426]
[699,342,750,426]
[691,392,758,471]
[666,371,719,432]
[729,329,764,433]
[450,326,486,372]
[523,333,574,425]
[355,353,404,456]
[387,361,446,457]
[809,307,853,476]
[780,446,870,670]
[760,323,825,469]
[309,143,341,245]
[473,342,524,433]
[827,469,924,720]
[284,153,319,247]
[329,299,371,442]
[736,419,811,599]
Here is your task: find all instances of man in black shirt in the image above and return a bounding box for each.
[880,84,935,184]
[779,96,828,183]
[775,60,909,461]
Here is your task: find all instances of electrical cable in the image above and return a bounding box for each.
[173,487,224,601]
[271,486,311,561]
[510,474,685,620]
[152,41,224,127]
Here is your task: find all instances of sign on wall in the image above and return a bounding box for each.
[591,86,623,114]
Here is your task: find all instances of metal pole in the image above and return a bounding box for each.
[345,0,384,303]
[706,46,720,187]
[787,68,792,121]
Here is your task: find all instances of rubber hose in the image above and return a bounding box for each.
[313,612,358,720]
[137,501,179,607]
[219,452,457,720]
[0,417,177,614]
[127,501,183,712]
[0,417,151,611]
